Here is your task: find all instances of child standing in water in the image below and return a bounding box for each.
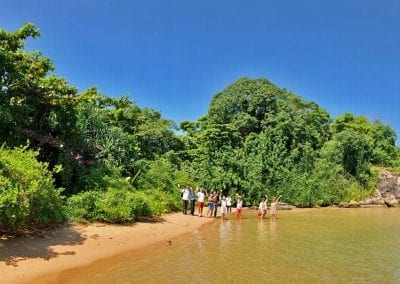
[258,196,268,219]
[236,194,243,220]
[270,195,282,221]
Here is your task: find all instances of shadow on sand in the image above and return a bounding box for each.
[136,215,166,223]
[0,226,86,267]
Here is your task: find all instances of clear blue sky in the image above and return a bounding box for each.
[1,0,399,143]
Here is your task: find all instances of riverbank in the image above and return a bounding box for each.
[0,213,215,283]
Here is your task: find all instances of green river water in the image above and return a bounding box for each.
[60,208,400,283]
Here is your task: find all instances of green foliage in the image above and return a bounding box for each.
[331,113,398,167]
[182,78,333,205]
[66,187,180,223]
[141,189,181,214]
[66,188,147,223]
[0,145,65,231]
[94,188,150,223]
[79,163,128,192]
[0,23,78,149]
[65,190,100,222]
[321,130,372,184]
[181,78,397,206]
[1,23,399,226]
[135,158,178,192]
[393,148,400,171]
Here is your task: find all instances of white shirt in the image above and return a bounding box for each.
[197,191,205,202]
[259,201,267,211]
[221,199,227,208]
[181,189,189,201]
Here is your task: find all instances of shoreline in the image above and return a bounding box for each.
[0,213,216,284]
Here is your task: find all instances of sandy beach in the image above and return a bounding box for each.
[0,213,215,283]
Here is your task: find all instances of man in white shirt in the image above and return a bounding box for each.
[181,186,190,214]
[197,188,205,217]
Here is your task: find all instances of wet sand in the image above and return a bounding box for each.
[0,213,215,283]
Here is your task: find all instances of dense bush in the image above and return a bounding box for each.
[94,188,150,223]
[65,190,101,222]
[66,187,180,223]
[135,158,177,192]
[0,146,65,231]
[142,189,181,213]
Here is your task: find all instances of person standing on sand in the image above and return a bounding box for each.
[206,191,217,218]
[197,188,205,217]
[181,186,190,214]
[236,194,243,220]
[189,187,196,215]
[226,195,232,213]
[213,189,222,218]
[270,196,282,221]
[258,196,268,219]
[220,196,228,220]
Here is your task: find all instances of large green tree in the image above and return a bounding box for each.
[0,23,78,149]
[180,78,398,206]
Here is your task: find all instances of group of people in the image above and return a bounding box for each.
[257,195,281,221]
[180,186,281,221]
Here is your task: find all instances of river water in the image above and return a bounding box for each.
[59,208,400,283]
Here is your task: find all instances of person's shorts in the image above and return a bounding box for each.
[237,208,242,215]
[198,202,204,209]
[208,203,215,210]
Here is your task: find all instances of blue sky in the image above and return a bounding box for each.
[1,0,399,143]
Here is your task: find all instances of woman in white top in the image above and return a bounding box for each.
[236,194,243,220]
[258,195,268,219]
[270,195,282,221]
[220,196,228,220]
[226,196,232,213]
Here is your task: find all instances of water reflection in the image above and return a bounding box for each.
[257,218,266,240]
[269,219,277,240]
[193,228,205,251]
[218,220,232,249]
